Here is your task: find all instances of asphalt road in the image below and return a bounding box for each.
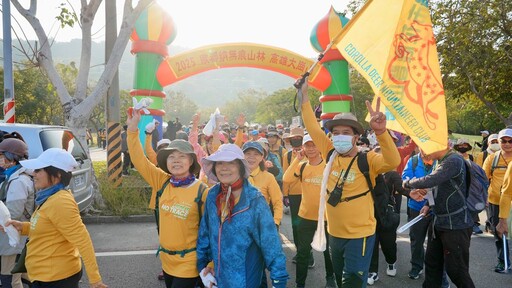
[83,148,512,287]
[72,207,512,288]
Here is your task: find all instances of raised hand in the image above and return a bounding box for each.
[126,108,142,132]
[236,113,246,127]
[294,77,310,104]
[365,97,387,135]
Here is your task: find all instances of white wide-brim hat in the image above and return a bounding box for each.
[201,144,251,182]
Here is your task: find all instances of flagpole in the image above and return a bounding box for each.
[294,0,375,111]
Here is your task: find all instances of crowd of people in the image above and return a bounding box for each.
[112,80,512,288]
[0,91,508,287]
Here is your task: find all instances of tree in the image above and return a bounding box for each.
[222,89,267,124]
[163,91,199,125]
[431,0,512,126]
[10,0,153,141]
[254,87,321,125]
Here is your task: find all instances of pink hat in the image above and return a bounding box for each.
[201,144,251,182]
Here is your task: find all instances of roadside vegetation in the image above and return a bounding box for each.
[93,161,152,216]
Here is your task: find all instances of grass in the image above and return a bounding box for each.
[93,161,153,216]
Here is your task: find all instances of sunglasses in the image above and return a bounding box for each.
[500,139,512,144]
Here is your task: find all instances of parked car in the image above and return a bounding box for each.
[0,123,94,212]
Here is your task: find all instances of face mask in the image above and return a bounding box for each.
[332,135,354,154]
[455,147,470,153]
[290,138,302,148]
[489,143,500,152]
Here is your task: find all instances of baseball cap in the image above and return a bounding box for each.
[302,134,313,145]
[498,128,512,139]
[20,148,78,172]
[157,139,171,148]
[242,141,265,155]
[480,130,490,136]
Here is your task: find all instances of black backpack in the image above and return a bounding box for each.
[357,152,400,231]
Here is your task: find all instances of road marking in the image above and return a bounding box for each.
[96,250,156,257]
[280,232,297,251]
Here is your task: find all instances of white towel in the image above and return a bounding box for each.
[0,201,20,247]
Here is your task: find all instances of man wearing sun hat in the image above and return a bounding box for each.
[298,81,400,287]
[483,127,512,273]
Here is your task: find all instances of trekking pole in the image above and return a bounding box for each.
[504,234,509,273]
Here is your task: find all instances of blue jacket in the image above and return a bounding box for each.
[196,180,288,288]
[402,154,436,211]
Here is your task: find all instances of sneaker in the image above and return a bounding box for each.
[494,262,511,273]
[157,270,164,280]
[308,254,315,269]
[325,275,336,288]
[408,268,423,279]
[386,262,397,277]
[367,272,379,285]
[292,254,297,264]
[472,224,483,235]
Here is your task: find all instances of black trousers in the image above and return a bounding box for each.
[369,226,397,273]
[408,208,432,271]
[163,271,202,288]
[296,217,336,286]
[32,269,82,288]
[288,194,302,249]
[488,203,510,264]
[422,226,474,288]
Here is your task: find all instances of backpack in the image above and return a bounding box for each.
[357,152,401,231]
[154,180,208,233]
[325,149,400,231]
[490,151,507,177]
[450,158,489,215]
[294,162,308,181]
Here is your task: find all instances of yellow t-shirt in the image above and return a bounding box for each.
[21,190,101,283]
[283,150,302,196]
[483,151,512,205]
[127,130,209,278]
[498,161,512,219]
[301,101,401,239]
[297,160,325,220]
[248,167,283,225]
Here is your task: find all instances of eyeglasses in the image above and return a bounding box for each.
[500,139,512,144]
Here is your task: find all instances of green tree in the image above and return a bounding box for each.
[163,91,199,125]
[432,0,512,126]
[222,89,267,124]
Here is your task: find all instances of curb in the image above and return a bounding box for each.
[82,214,154,224]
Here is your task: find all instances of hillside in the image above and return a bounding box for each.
[1,39,293,107]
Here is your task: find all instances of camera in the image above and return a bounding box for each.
[327,184,344,207]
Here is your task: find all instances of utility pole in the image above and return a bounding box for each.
[105,0,122,186]
[2,0,15,123]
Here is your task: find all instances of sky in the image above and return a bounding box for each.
[1,0,352,58]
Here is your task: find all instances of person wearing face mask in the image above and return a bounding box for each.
[453,139,474,161]
[282,127,308,263]
[482,128,512,273]
[298,81,400,287]
[401,149,450,286]
[475,133,499,167]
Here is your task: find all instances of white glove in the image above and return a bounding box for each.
[200,268,217,288]
[145,119,157,133]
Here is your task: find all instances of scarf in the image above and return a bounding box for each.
[216,178,243,222]
[35,183,65,206]
[169,174,196,188]
[4,165,21,179]
[311,150,338,252]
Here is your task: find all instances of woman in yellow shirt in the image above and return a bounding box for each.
[126,109,208,288]
[242,141,283,226]
[5,148,106,288]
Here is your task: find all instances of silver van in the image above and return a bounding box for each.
[0,123,94,212]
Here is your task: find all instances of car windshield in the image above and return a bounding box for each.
[39,130,88,161]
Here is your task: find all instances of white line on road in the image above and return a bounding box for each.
[96,235,296,257]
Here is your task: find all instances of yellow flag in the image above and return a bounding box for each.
[335,0,447,154]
